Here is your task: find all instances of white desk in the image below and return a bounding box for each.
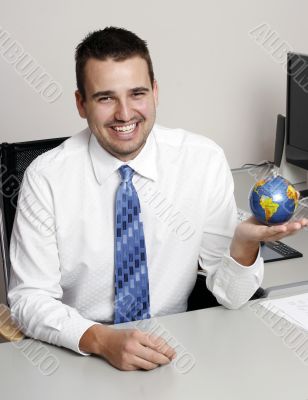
[1,303,308,400]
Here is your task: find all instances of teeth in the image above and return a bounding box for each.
[113,123,136,133]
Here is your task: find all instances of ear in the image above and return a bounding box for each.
[153,80,159,107]
[75,90,87,119]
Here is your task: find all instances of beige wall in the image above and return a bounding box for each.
[1,0,308,168]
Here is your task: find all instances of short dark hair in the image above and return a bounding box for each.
[75,27,155,99]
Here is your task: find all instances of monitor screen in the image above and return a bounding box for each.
[286,52,308,170]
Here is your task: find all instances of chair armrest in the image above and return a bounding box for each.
[0,305,24,342]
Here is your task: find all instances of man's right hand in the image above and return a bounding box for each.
[79,324,176,371]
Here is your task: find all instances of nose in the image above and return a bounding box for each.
[114,99,134,122]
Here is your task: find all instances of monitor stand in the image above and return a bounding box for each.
[276,117,307,185]
[298,171,308,198]
[279,158,307,185]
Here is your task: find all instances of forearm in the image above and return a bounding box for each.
[230,236,259,266]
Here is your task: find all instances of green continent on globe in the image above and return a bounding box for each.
[259,195,280,222]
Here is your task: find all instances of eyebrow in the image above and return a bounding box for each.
[92,87,150,99]
[131,87,150,93]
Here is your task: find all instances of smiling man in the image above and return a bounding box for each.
[8,27,308,371]
[75,56,157,161]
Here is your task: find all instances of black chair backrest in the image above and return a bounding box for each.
[0,137,68,292]
[1,137,69,244]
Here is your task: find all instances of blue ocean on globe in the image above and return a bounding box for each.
[249,175,299,225]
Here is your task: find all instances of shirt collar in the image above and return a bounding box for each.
[88,125,158,185]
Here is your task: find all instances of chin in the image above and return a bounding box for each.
[113,144,144,160]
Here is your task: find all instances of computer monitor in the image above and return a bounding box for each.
[285,52,308,182]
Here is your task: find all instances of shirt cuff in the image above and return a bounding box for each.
[213,246,264,309]
[58,316,98,355]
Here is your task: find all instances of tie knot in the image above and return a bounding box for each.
[119,165,134,182]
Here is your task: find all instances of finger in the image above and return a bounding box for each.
[131,355,159,371]
[134,343,171,365]
[282,218,308,229]
[262,224,288,239]
[282,222,302,232]
[155,339,177,360]
[140,333,176,360]
[297,218,308,227]
[264,224,302,242]
[267,220,304,234]
[148,335,176,360]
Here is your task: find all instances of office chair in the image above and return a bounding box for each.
[0,135,265,340]
[0,136,68,341]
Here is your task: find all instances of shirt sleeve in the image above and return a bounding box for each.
[8,168,96,354]
[198,150,264,309]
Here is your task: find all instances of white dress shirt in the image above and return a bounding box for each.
[8,124,264,354]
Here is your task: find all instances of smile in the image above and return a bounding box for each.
[112,123,137,133]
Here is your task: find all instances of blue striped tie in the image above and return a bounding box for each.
[114,165,150,323]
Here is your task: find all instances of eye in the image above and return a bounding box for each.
[98,96,113,103]
[132,91,146,98]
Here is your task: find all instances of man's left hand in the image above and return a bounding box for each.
[230,216,308,266]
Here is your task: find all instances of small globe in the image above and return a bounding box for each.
[249,174,299,225]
